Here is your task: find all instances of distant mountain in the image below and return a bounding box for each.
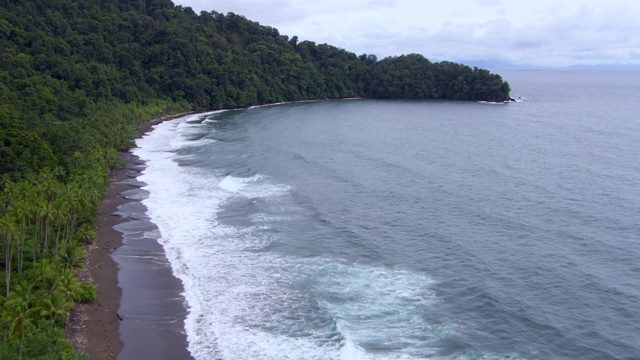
[455,60,544,70]
[564,63,640,70]
[457,60,640,71]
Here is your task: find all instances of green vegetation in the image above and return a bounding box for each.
[0,101,187,359]
[0,0,511,357]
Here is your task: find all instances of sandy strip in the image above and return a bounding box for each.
[67,113,200,359]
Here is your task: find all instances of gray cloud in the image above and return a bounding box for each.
[175,0,640,66]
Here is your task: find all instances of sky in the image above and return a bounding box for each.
[173,0,640,67]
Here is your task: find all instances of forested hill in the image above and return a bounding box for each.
[1,0,512,180]
[1,0,511,111]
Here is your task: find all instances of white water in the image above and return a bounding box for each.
[133,114,445,360]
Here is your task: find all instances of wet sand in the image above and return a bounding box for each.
[67,114,197,359]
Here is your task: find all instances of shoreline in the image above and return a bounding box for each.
[68,102,348,358]
[67,112,199,359]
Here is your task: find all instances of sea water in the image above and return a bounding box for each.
[133,70,640,359]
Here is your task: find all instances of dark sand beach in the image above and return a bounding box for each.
[67,114,196,359]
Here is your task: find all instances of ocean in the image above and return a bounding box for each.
[133,70,640,359]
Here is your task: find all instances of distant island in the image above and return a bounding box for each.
[0,0,511,358]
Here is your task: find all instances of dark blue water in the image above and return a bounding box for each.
[134,70,640,359]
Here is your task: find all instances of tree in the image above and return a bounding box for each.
[0,214,17,297]
[40,199,56,259]
[7,180,34,275]
[56,269,84,303]
[37,291,71,327]
[58,243,86,270]
[1,281,39,360]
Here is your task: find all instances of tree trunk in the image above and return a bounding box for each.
[18,236,23,275]
[33,217,41,264]
[54,221,62,259]
[18,331,23,360]
[5,242,11,297]
[43,215,50,258]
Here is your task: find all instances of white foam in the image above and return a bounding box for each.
[219,175,253,193]
[143,229,161,239]
[133,114,453,360]
[247,99,328,110]
[134,116,332,359]
[307,262,445,359]
[250,213,298,223]
[187,139,218,148]
[184,110,227,122]
[219,174,290,198]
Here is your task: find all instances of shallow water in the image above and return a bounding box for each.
[134,70,640,359]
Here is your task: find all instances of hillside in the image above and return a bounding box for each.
[1,0,511,179]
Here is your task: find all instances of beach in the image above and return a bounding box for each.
[67,114,196,360]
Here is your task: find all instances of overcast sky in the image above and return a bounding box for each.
[173,0,640,67]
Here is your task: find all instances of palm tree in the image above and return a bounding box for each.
[56,269,83,302]
[32,259,58,295]
[1,281,39,360]
[29,188,45,264]
[37,291,72,327]
[52,198,67,259]
[1,180,19,209]
[10,200,30,275]
[40,199,56,259]
[37,174,59,259]
[74,223,96,244]
[0,213,17,297]
[58,243,86,270]
[59,183,81,247]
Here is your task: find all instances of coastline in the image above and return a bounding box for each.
[67,113,198,359]
[67,103,346,358]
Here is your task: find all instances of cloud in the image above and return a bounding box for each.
[185,0,305,25]
[175,0,640,66]
[379,3,640,66]
[368,0,396,6]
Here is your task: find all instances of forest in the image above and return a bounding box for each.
[0,0,511,358]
